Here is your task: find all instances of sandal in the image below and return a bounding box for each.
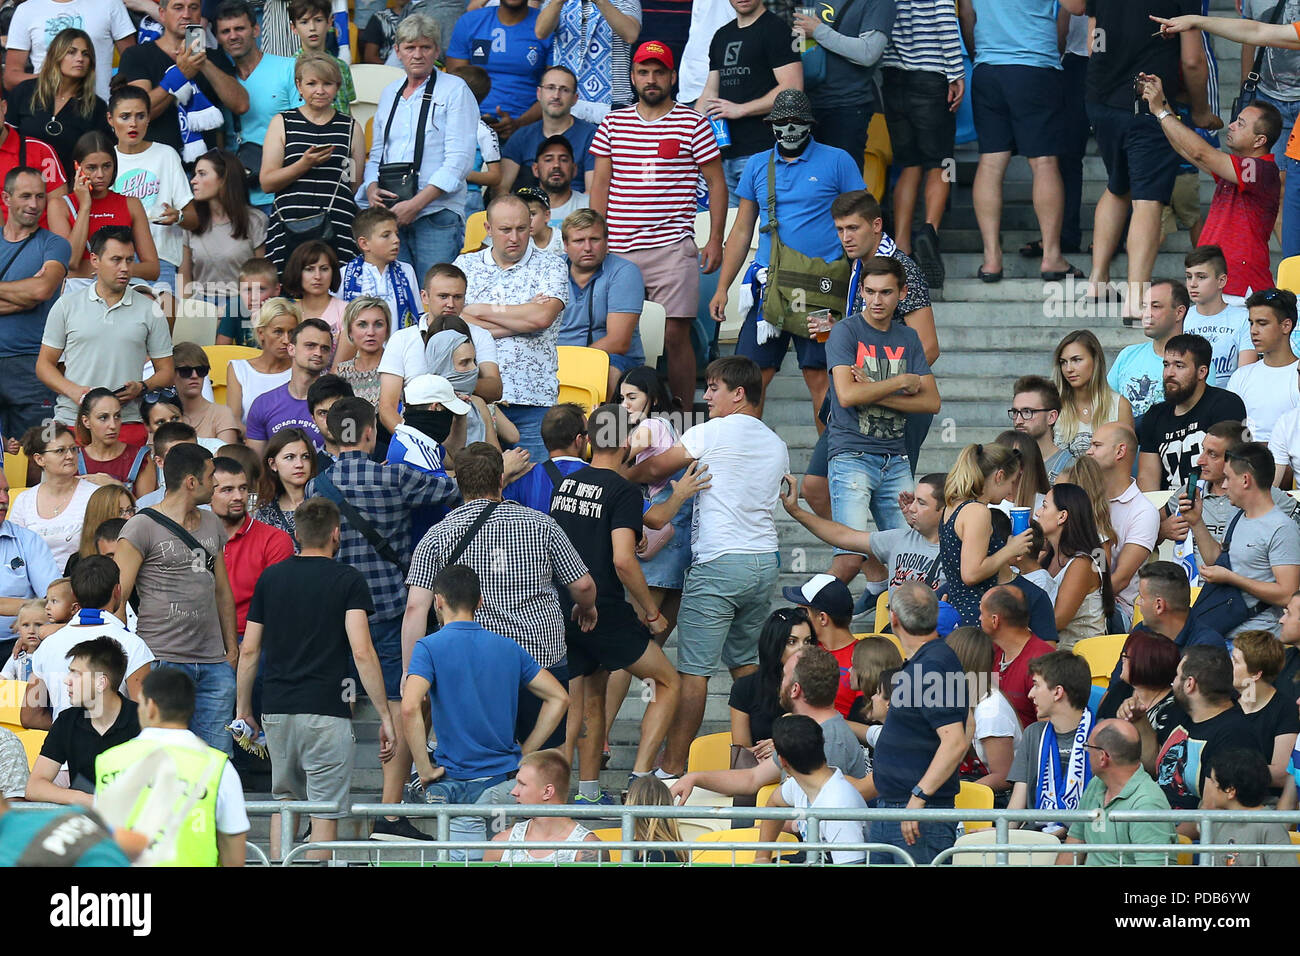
[977,267,1003,283]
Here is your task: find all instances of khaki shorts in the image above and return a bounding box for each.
[1161,170,1201,239]
[621,235,701,319]
[263,713,355,819]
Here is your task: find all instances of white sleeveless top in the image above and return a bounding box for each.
[1052,554,1106,650]
[228,360,291,423]
[497,820,594,863]
[8,480,97,570]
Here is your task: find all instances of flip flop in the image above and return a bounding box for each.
[1041,265,1085,281]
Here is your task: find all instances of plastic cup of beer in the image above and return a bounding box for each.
[808,309,834,343]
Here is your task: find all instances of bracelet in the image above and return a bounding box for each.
[646,610,661,623]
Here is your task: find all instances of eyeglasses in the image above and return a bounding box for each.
[540,84,574,95]
[1081,743,1108,755]
[119,506,136,518]
[143,385,179,405]
[1007,407,1050,421]
[175,365,210,378]
[40,445,77,457]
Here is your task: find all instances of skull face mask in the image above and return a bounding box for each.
[772,119,812,155]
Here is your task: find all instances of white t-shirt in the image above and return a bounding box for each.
[1184,304,1253,389]
[29,617,155,721]
[114,143,195,267]
[7,480,96,570]
[547,190,588,230]
[778,768,868,865]
[98,727,248,834]
[1226,359,1300,443]
[973,691,1022,767]
[6,0,135,100]
[680,412,789,565]
[377,315,498,385]
[1269,406,1300,478]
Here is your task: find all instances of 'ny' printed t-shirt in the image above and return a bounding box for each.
[824,314,931,459]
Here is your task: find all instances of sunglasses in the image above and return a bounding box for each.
[143,386,179,405]
[175,365,210,378]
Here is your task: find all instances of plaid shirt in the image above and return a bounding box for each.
[407,499,588,667]
[307,451,460,623]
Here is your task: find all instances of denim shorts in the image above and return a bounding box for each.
[828,451,910,553]
[676,552,779,677]
[363,616,403,701]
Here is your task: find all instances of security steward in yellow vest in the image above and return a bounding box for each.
[95,668,250,866]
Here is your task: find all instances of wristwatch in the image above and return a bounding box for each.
[1156,109,1173,123]
[910,784,930,801]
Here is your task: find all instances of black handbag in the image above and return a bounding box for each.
[232,109,263,192]
[376,72,437,204]
[1232,0,1287,118]
[1186,512,1260,636]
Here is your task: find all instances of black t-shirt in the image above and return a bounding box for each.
[1277,646,1300,700]
[1244,689,1300,760]
[247,556,375,718]
[549,465,642,609]
[728,671,780,742]
[1137,386,1248,491]
[115,41,224,157]
[42,699,141,792]
[1085,0,1199,110]
[707,11,799,157]
[1008,574,1059,643]
[1155,704,1257,809]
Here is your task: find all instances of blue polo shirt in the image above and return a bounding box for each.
[558,253,645,363]
[501,118,598,192]
[221,52,301,207]
[736,140,865,268]
[871,637,969,802]
[0,521,60,643]
[447,7,552,118]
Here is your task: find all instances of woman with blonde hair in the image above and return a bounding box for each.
[624,775,685,863]
[994,429,1049,511]
[334,296,390,407]
[938,443,1034,626]
[226,297,301,425]
[1052,330,1124,456]
[946,626,1020,796]
[8,28,110,179]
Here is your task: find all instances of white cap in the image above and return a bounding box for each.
[404,374,470,415]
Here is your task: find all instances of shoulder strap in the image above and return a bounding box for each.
[762,151,778,236]
[1246,1,1289,89]
[543,460,564,491]
[314,468,409,573]
[139,507,215,573]
[126,446,150,483]
[1222,510,1245,549]
[446,500,500,568]
[923,552,943,589]
[383,72,437,168]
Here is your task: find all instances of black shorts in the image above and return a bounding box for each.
[566,602,651,678]
[970,63,1065,157]
[1087,101,1182,203]
[882,67,956,169]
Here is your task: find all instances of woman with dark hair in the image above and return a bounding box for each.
[994,429,1049,512]
[284,239,347,356]
[9,423,99,569]
[728,608,816,760]
[1035,482,1112,649]
[1114,630,1183,774]
[181,150,268,318]
[74,389,156,498]
[63,131,159,289]
[8,29,110,179]
[255,427,317,543]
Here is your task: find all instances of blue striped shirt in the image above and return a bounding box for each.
[881,0,965,81]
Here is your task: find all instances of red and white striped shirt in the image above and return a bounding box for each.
[590,103,720,253]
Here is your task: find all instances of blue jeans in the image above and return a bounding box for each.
[499,404,549,464]
[420,772,515,862]
[400,208,465,288]
[154,260,178,297]
[828,451,910,553]
[867,797,956,865]
[721,156,751,208]
[154,660,237,756]
[1257,91,1300,257]
[0,353,55,441]
[676,552,780,676]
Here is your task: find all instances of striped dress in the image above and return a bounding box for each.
[266,109,359,270]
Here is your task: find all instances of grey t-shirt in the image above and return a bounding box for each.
[869,527,944,592]
[1205,820,1300,866]
[119,510,229,663]
[1226,506,1300,636]
[1245,0,1300,101]
[1008,720,1072,795]
[825,314,931,459]
[1166,486,1300,565]
[775,712,867,779]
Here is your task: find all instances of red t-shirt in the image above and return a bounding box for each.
[78,444,149,486]
[993,633,1055,728]
[827,640,861,719]
[0,124,67,230]
[224,514,294,634]
[64,191,133,254]
[1197,154,1280,297]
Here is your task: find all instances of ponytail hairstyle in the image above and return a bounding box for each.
[944,442,1022,507]
[1043,482,1115,618]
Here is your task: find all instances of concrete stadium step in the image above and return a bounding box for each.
[939,251,1197,281]
[935,228,1196,255]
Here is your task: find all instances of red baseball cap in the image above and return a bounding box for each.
[632,40,674,69]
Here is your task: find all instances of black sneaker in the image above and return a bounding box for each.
[912,223,945,290]
[370,817,434,842]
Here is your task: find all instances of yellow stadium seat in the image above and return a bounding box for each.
[0,679,26,729]
[557,346,610,413]
[348,21,358,60]
[687,731,732,773]
[874,590,890,635]
[1278,255,1300,295]
[756,783,778,807]
[1190,586,1201,605]
[203,345,260,407]
[1131,603,1143,627]
[1289,830,1300,865]
[691,828,798,864]
[1177,833,1194,866]
[1074,634,1128,688]
[462,211,488,253]
[590,827,625,863]
[862,113,893,201]
[16,729,45,769]
[364,115,374,153]
[4,450,28,492]
[956,780,994,832]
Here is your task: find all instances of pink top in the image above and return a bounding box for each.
[633,416,678,498]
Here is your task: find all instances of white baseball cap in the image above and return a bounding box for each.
[404,374,470,415]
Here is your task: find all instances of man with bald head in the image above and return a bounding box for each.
[454,194,570,461]
[1058,719,1176,866]
[1086,421,1159,630]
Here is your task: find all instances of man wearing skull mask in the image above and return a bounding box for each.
[710,89,865,430]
